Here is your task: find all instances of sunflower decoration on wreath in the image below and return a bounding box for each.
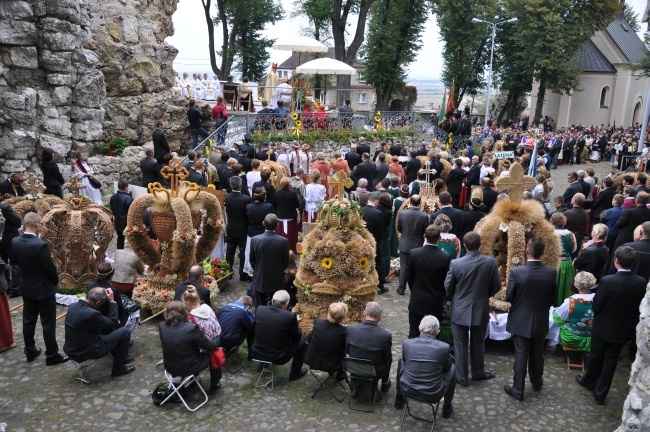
[293,171,378,333]
[291,112,303,138]
[126,156,224,314]
[4,172,65,217]
[374,111,382,131]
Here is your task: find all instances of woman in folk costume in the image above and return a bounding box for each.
[389,185,410,257]
[73,150,103,204]
[551,271,596,352]
[432,213,460,346]
[550,212,576,306]
[0,257,15,353]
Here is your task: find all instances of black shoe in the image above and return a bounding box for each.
[504,385,523,401]
[111,365,136,377]
[396,288,405,295]
[456,379,468,387]
[335,371,346,382]
[8,292,21,298]
[125,355,135,364]
[26,347,42,363]
[472,370,496,381]
[240,274,251,282]
[45,354,69,366]
[209,383,222,394]
[378,286,389,294]
[380,380,392,392]
[594,398,605,406]
[532,381,543,392]
[394,397,405,410]
[442,405,454,419]
[289,368,308,381]
[575,375,590,390]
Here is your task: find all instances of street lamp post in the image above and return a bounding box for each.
[472,16,518,136]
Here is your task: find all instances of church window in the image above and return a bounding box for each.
[600,86,610,108]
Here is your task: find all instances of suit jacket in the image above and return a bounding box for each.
[12,234,59,300]
[139,157,160,187]
[578,179,590,197]
[562,182,582,207]
[345,151,361,172]
[246,202,273,237]
[174,279,211,307]
[250,231,289,294]
[225,192,251,238]
[252,180,276,205]
[624,239,650,281]
[187,168,207,187]
[397,207,428,252]
[445,251,501,326]
[407,245,451,320]
[64,299,119,361]
[109,191,133,233]
[445,168,466,194]
[252,304,302,362]
[591,187,615,218]
[505,261,557,338]
[87,280,127,328]
[152,129,170,163]
[481,187,498,212]
[615,206,650,247]
[159,321,219,377]
[390,144,403,156]
[346,320,392,374]
[356,144,371,156]
[374,162,389,183]
[400,334,452,402]
[0,203,21,253]
[41,160,65,197]
[351,160,377,190]
[591,271,646,343]
[405,158,422,184]
[636,184,649,194]
[430,206,463,237]
[305,318,347,372]
[465,164,481,189]
[564,206,588,249]
[362,204,384,243]
[460,209,486,244]
[272,188,301,220]
[573,242,609,282]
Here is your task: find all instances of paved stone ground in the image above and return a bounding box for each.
[0,160,632,432]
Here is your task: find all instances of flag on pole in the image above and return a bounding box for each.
[446,82,455,113]
[438,88,447,123]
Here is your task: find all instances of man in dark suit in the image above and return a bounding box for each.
[573,223,610,283]
[445,231,500,386]
[64,287,134,377]
[390,141,404,157]
[304,302,348,379]
[591,177,615,224]
[575,135,586,165]
[562,172,582,206]
[480,177,498,213]
[393,315,456,419]
[613,192,650,252]
[405,151,421,185]
[140,148,160,188]
[174,265,211,307]
[0,202,22,297]
[152,120,170,166]
[430,192,463,236]
[356,138,371,156]
[12,212,68,365]
[225,176,251,280]
[445,159,466,208]
[396,195,429,295]
[345,144,361,172]
[350,153,376,191]
[577,170,590,197]
[406,226,451,338]
[635,173,648,194]
[564,193,588,256]
[415,141,428,156]
[576,246,646,404]
[465,156,481,191]
[504,237,557,401]
[363,193,387,293]
[374,153,389,185]
[251,290,308,381]
[621,221,650,281]
[250,214,289,307]
[346,301,393,392]
[109,180,133,250]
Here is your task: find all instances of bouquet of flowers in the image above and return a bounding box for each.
[202,257,232,280]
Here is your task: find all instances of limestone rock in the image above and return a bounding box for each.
[0,21,37,46]
[39,50,73,72]
[0,1,33,19]
[9,47,38,68]
[51,86,72,105]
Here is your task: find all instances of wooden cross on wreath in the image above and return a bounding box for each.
[63,175,87,198]
[330,170,353,201]
[495,162,536,203]
[25,172,48,197]
[161,156,189,198]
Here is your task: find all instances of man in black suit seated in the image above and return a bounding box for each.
[393,315,456,419]
[225,176,251,281]
[251,290,308,381]
[140,148,160,188]
[346,301,393,393]
[174,265,211,307]
[445,159,467,209]
[621,221,650,281]
[562,171,582,207]
[406,226,451,338]
[250,214,289,307]
[350,152,377,191]
[64,287,134,377]
[591,177,615,225]
[305,302,348,380]
[504,237,557,401]
[481,177,498,213]
[430,192,463,237]
[12,212,68,366]
[217,295,255,358]
[576,246,646,405]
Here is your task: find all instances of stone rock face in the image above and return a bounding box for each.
[618,286,650,431]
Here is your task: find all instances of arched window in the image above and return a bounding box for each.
[600,86,610,108]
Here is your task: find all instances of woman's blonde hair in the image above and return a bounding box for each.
[182,285,201,308]
[327,302,348,324]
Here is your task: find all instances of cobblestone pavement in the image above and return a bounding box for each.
[0,161,632,432]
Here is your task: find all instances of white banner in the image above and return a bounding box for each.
[493,151,514,159]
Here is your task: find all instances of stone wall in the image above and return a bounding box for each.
[618,286,650,431]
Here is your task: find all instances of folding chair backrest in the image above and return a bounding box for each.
[343,357,376,378]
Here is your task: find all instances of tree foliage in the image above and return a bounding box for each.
[362,0,429,111]
[623,1,640,33]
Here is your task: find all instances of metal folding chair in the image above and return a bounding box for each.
[252,359,274,390]
[161,370,209,412]
[343,357,380,413]
[69,358,99,387]
[308,369,348,402]
[400,397,441,432]
[224,344,244,374]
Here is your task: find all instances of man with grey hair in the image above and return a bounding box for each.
[174,265,211,307]
[619,220,650,282]
[576,170,591,198]
[250,290,308,381]
[394,315,456,418]
[346,302,393,393]
[63,287,135,377]
[573,223,609,283]
[250,213,289,307]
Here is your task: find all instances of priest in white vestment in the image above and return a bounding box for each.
[272,79,293,109]
[191,74,205,100]
[202,73,215,101]
[264,63,279,105]
[172,71,184,96]
[181,73,194,98]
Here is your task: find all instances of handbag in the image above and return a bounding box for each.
[88,177,102,189]
[209,347,226,369]
[151,383,177,406]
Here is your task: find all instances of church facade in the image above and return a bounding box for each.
[530,18,650,128]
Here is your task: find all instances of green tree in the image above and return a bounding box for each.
[433,0,499,109]
[506,0,621,124]
[362,0,429,111]
[623,1,640,33]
